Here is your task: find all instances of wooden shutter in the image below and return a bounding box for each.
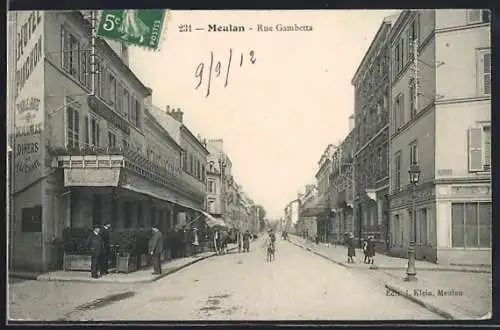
[479,51,491,95]
[61,27,70,71]
[467,9,481,24]
[468,127,483,172]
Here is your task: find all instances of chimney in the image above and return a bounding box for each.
[169,108,183,123]
[348,115,354,131]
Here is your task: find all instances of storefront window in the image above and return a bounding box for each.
[452,202,491,248]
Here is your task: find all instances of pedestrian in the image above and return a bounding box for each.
[100,223,111,275]
[214,230,220,255]
[237,231,243,253]
[367,235,376,265]
[346,232,356,263]
[148,226,163,275]
[243,230,251,252]
[85,226,104,278]
[362,237,369,263]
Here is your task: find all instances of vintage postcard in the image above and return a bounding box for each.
[7,9,492,322]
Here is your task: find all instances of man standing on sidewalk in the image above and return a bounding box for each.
[100,223,111,275]
[85,226,104,279]
[148,226,163,275]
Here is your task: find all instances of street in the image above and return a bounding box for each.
[60,238,442,321]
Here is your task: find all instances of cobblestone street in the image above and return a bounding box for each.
[52,238,443,321]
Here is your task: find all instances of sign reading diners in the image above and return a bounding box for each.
[14,11,45,193]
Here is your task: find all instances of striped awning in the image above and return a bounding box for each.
[200,211,229,228]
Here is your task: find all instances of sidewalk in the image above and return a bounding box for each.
[288,235,491,273]
[288,236,492,320]
[10,245,237,284]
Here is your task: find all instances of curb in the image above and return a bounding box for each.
[10,247,237,284]
[384,283,455,320]
[289,240,491,273]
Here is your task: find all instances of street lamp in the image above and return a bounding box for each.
[405,162,421,281]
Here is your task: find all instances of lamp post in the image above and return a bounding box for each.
[405,162,421,281]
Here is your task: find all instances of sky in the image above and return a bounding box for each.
[129,9,401,219]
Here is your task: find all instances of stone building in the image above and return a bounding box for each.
[388,9,491,265]
[297,185,318,240]
[351,15,397,249]
[9,10,208,272]
[315,144,335,242]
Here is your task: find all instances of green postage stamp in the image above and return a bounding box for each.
[96,9,166,50]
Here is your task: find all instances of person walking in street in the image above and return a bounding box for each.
[214,230,221,255]
[148,226,163,275]
[85,226,104,279]
[243,230,251,252]
[346,232,356,263]
[100,223,111,275]
[362,237,369,264]
[367,234,376,265]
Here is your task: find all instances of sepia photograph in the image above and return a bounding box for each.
[7,8,492,322]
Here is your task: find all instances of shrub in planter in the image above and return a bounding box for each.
[62,227,93,255]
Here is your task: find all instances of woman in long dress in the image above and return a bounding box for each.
[119,10,150,43]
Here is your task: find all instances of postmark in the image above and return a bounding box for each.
[96,9,167,51]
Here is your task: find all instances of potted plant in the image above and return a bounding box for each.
[62,227,92,271]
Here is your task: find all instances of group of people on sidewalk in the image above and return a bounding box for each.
[345,232,376,264]
[237,230,253,253]
[84,224,205,278]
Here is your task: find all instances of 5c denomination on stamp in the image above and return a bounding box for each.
[96,9,166,51]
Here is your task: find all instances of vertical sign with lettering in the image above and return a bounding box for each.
[14,11,45,192]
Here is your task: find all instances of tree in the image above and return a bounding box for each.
[256,205,267,231]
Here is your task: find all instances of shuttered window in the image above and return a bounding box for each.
[478,50,491,95]
[468,126,490,172]
[467,10,491,24]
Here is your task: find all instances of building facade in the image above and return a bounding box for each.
[10,10,207,272]
[388,9,491,265]
[297,185,318,240]
[315,144,335,242]
[205,139,233,222]
[329,117,356,243]
[352,15,396,249]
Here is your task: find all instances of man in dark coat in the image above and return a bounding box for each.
[100,223,111,275]
[148,226,163,275]
[85,226,104,278]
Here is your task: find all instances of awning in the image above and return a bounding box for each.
[200,211,229,228]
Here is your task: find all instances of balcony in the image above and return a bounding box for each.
[50,146,204,200]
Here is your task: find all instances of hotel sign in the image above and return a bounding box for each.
[13,11,45,193]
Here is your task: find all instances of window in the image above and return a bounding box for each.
[417,208,428,245]
[183,152,187,171]
[202,164,206,182]
[452,202,491,248]
[108,131,117,148]
[96,57,105,98]
[409,140,419,165]
[393,93,404,130]
[208,180,215,193]
[394,152,401,191]
[468,125,491,172]
[135,100,141,127]
[208,200,215,213]
[116,83,123,113]
[85,117,100,147]
[80,48,90,88]
[467,10,491,24]
[477,50,491,95]
[122,138,129,150]
[407,16,419,57]
[190,154,194,174]
[123,89,130,120]
[377,148,383,179]
[108,74,117,107]
[66,106,80,148]
[61,27,79,78]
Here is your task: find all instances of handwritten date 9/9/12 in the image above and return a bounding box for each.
[194,49,256,97]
